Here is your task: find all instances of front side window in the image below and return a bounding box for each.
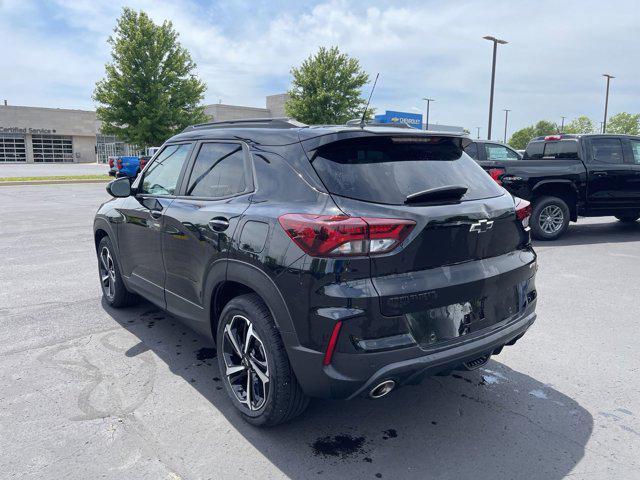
[140,143,192,195]
[186,143,250,198]
[484,144,519,161]
[629,139,640,165]
[591,138,624,165]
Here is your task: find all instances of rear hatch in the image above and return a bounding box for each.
[305,134,535,348]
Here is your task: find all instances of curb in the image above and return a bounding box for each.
[0,178,111,187]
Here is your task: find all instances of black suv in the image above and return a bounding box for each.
[94,119,538,426]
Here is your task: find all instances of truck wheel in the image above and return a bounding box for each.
[216,293,309,426]
[530,196,570,240]
[615,215,639,223]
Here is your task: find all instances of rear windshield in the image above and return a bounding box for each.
[525,140,579,159]
[310,136,503,205]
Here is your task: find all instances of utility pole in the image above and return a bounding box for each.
[502,109,511,143]
[560,116,566,133]
[483,36,508,140]
[602,74,614,134]
[422,97,435,130]
[476,126,481,140]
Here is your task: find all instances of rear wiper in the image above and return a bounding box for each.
[404,185,468,205]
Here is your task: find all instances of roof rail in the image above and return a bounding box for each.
[345,119,414,129]
[182,117,307,132]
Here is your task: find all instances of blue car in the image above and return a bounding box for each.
[115,156,148,178]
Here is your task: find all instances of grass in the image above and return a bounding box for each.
[0,174,111,182]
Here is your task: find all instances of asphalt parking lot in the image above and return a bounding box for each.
[1,183,639,480]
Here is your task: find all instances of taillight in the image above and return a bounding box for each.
[278,214,415,257]
[488,168,506,186]
[515,198,532,228]
[116,158,123,170]
[139,158,147,169]
[108,158,114,168]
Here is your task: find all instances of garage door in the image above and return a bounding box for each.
[32,134,74,163]
[0,134,27,162]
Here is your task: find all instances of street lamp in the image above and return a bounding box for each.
[483,36,508,140]
[476,126,482,140]
[422,97,435,130]
[560,116,566,133]
[502,109,511,143]
[602,74,615,134]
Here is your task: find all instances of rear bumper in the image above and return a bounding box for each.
[284,307,536,400]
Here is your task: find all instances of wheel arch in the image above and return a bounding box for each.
[531,181,578,221]
[206,260,297,341]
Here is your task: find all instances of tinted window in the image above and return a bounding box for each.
[629,139,640,165]
[525,140,578,159]
[591,138,624,164]
[140,143,192,195]
[484,144,519,160]
[463,142,479,160]
[524,141,544,159]
[311,136,503,205]
[186,143,250,198]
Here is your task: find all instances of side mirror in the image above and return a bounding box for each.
[106,177,132,198]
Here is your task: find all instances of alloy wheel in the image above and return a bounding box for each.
[222,315,270,411]
[99,246,116,300]
[539,205,564,234]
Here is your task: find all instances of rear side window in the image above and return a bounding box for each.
[463,142,479,159]
[525,140,578,159]
[186,143,251,198]
[590,138,624,165]
[310,136,503,205]
[629,139,640,165]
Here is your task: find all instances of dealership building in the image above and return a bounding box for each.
[0,95,462,164]
[0,94,288,164]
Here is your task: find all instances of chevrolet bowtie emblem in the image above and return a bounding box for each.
[469,219,494,233]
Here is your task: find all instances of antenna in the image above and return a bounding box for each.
[360,73,379,128]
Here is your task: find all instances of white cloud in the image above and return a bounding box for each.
[1,0,638,137]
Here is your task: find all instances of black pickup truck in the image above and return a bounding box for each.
[469,134,640,240]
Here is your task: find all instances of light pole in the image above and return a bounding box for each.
[560,116,566,133]
[422,97,435,130]
[483,35,508,140]
[602,73,614,133]
[502,109,511,143]
[476,126,481,140]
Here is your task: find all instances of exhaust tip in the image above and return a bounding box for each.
[369,380,396,399]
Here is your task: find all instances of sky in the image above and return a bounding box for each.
[1,0,638,138]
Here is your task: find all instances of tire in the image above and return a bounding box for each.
[97,236,138,308]
[530,196,570,240]
[216,293,309,426]
[615,215,639,223]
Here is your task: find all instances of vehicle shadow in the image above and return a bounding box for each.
[534,218,640,247]
[104,299,593,480]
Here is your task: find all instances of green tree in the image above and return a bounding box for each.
[94,8,207,148]
[508,126,536,149]
[564,115,596,134]
[508,120,558,149]
[606,112,640,135]
[285,46,370,124]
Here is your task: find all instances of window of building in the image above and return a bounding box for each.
[32,135,74,163]
[186,143,250,198]
[0,134,27,162]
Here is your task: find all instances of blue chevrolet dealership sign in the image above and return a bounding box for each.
[374,110,423,129]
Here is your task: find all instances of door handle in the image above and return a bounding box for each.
[150,209,163,219]
[591,171,608,177]
[209,217,230,232]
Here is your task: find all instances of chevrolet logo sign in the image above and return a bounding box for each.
[469,219,494,233]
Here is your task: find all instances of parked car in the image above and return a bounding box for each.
[464,139,522,162]
[94,119,538,426]
[473,134,640,240]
